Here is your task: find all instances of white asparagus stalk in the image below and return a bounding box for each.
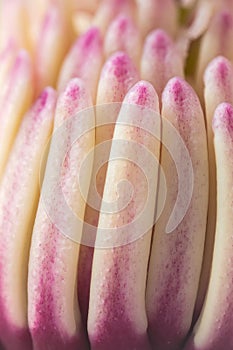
[0,88,57,350]
[78,51,139,324]
[146,77,208,350]
[34,4,71,95]
[0,0,30,51]
[88,80,160,350]
[28,78,94,350]
[184,102,233,349]
[57,26,103,102]
[92,0,136,34]
[26,0,74,52]
[104,15,142,67]
[194,56,233,320]
[196,10,233,97]
[135,0,178,38]
[141,29,184,103]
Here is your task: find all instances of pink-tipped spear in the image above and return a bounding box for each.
[194,56,233,321]
[146,77,208,350]
[28,78,94,350]
[0,87,57,350]
[185,103,233,350]
[92,0,136,34]
[34,4,72,95]
[141,29,184,103]
[135,0,178,38]
[104,15,142,67]
[57,26,103,102]
[88,80,161,350]
[196,10,233,97]
[78,51,139,324]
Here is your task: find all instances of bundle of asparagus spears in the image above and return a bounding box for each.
[0,0,232,349]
